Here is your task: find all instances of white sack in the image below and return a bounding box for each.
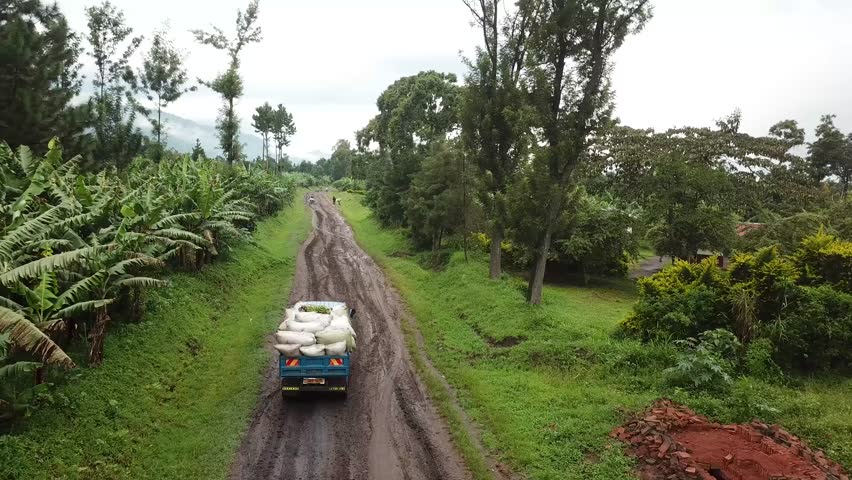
[325,341,347,355]
[315,329,349,345]
[295,311,332,324]
[284,320,326,334]
[331,305,348,318]
[275,331,316,346]
[300,344,326,357]
[284,308,296,322]
[328,317,357,337]
[273,344,301,357]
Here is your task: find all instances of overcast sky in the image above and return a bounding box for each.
[56,0,852,159]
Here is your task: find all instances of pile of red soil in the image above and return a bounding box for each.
[612,399,848,480]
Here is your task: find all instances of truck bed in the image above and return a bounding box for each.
[279,301,354,397]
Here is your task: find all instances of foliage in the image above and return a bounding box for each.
[326,139,355,180]
[358,70,460,226]
[626,233,852,371]
[808,114,852,198]
[271,104,296,166]
[302,305,330,314]
[460,0,537,279]
[0,333,43,422]
[0,137,294,420]
[85,0,145,169]
[139,26,194,159]
[251,101,274,165]
[665,329,741,392]
[332,177,366,193]
[0,202,312,476]
[796,230,852,292]
[337,193,852,479]
[190,138,205,161]
[192,0,261,165]
[403,140,468,250]
[644,155,738,260]
[0,0,91,157]
[744,338,782,380]
[515,0,653,304]
[552,193,642,277]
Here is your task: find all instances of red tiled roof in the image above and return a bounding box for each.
[736,222,763,237]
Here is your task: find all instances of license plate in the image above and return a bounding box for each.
[303,378,325,385]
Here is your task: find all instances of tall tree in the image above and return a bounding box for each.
[404,140,468,250]
[0,0,90,155]
[358,71,460,226]
[140,26,195,161]
[808,114,852,199]
[85,0,145,168]
[271,104,295,164]
[522,0,652,304]
[190,138,205,160]
[461,0,538,279]
[251,102,274,169]
[192,0,262,165]
[328,139,354,180]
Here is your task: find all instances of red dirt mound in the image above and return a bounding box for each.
[612,399,848,480]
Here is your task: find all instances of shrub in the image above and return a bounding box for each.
[744,338,782,380]
[332,177,366,193]
[621,258,729,340]
[795,230,852,293]
[626,232,852,372]
[767,285,852,371]
[665,329,741,392]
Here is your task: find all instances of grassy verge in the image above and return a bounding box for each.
[0,198,312,480]
[337,192,852,480]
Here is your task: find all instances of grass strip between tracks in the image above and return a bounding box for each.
[0,196,312,480]
[336,192,852,480]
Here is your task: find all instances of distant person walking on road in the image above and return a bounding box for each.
[332,195,336,205]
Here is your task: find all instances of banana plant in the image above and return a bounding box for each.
[0,333,44,421]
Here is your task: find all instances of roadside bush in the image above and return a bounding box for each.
[795,231,852,293]
[332,177,366,193]
[665,329,741,392]
[621,258,729,340]
[767,285,852,371]
[625,232,852,372]
[744,338,782,380]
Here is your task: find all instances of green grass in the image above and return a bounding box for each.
[337,192,852,480]
[0,198,313,480]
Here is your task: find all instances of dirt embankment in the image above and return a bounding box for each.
[613,399,849,480]
[228,193,469,480]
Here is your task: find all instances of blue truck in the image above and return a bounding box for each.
[279,301,354,398]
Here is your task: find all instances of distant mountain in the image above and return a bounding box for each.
[139,112,264,159]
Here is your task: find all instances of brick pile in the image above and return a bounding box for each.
[611,399,849,480]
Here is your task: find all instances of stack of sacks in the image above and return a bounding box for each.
[272,305,357,357]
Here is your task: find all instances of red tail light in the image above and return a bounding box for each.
[285,358,299,367]
[329,358,343,366]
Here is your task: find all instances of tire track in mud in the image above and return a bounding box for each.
[229,193,469,480]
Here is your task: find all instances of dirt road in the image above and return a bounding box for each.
[229,193,469,480]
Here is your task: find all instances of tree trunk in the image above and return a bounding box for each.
[527,227,553,305]
[227,98,235,165]
[156,94,162,152]
[62,318,76,350]
[88,308,111,366]
[489,226,504,279]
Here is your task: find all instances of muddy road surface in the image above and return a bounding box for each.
[229,194,469,480]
